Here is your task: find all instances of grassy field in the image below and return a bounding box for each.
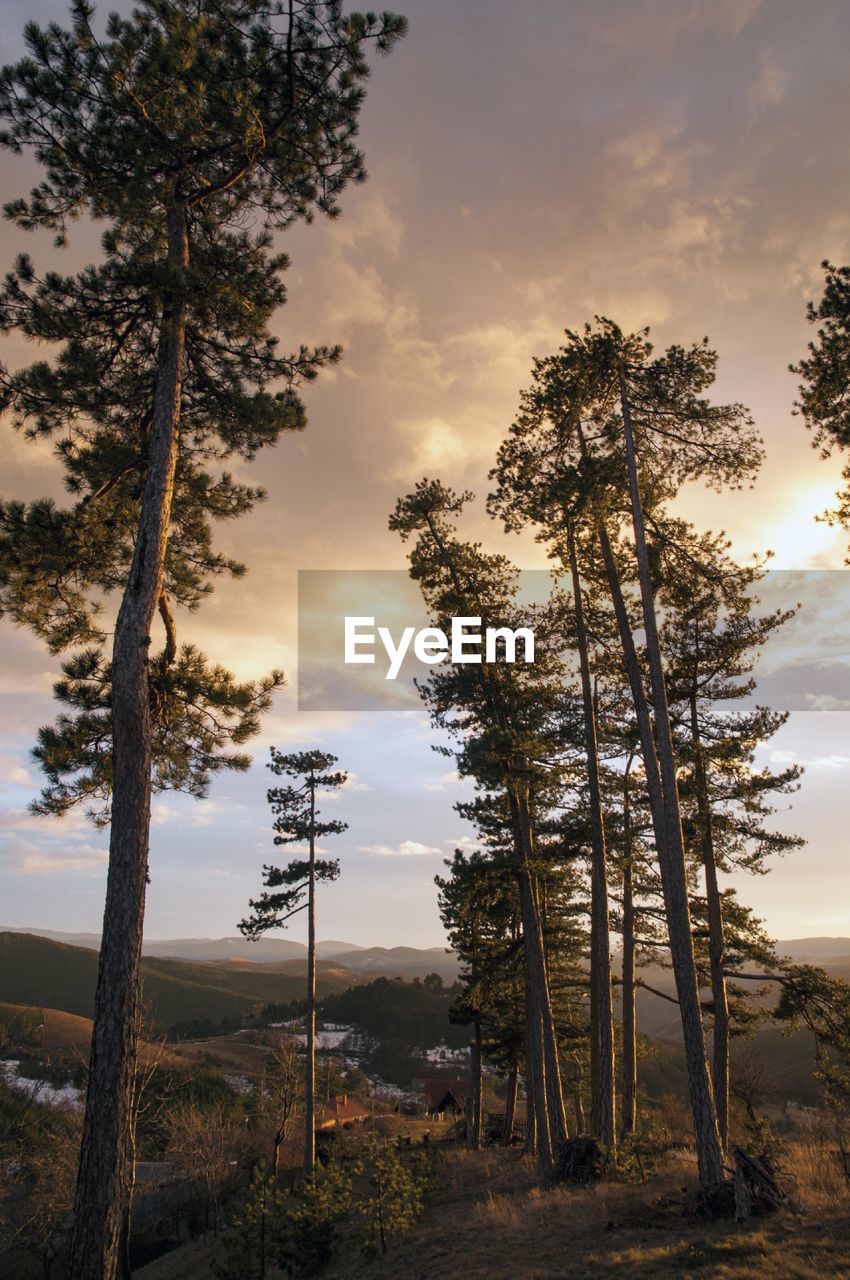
[170,1029,284,1073]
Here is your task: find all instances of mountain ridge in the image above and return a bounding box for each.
[7,924,847,962]
[0,926,457,977]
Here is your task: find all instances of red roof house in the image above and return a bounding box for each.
[315,1095,369,1130]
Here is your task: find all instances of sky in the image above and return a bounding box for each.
[1,0,849,947]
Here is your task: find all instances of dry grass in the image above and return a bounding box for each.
[171,1032,275,1074]
[322,1142,850,1280]
[4,1003,183,1068]
[39,1006,95,1049]
[136,1137,850,1280]
[785,1139,850,1214]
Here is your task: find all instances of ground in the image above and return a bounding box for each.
[321,1144,850,1280]
[134,1134,850,1280]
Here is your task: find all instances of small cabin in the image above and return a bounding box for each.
[420,1078,468,1118]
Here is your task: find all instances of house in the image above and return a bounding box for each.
[315,1094,369,1131]
[420,1078,468,1117]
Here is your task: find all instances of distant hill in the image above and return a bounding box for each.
[0,927,454,975]
[0,927,307,963]
[626,957,839,1108]
[326,947,458,982]
[776,938,850,961]
[318,940,366,957]
[7,924,846,976]
[0,933,357,1034]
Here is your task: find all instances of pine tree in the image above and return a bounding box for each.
[490,319,762,1186]
[793,260,850,543]
[212,1162,285,1280]
[390,479,571,1174]
[0,5,405,1273]
[357,1139,426,1259]
[659,525,802,1147]
[241,749,349,1174]
[563,530,617,1148]
[453,787,590,1148]
[436,847,522,1151]
[278,1160,355,1275]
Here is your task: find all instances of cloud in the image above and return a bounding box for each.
[805,694,850,713]
[768,748,850,772]
[151,801,180,827]
[325,194,405,258]
[188,800,222,828]
[281,844,336,856]
[0,806,90,836]
[0,834,107,876]
[0,757,32,787]
[749,50,786,109]
[358,840,441,858]
[808,754,850,772]
[0,672,55,696]
[318,770,371,802]
[344,772,370,793]
[423,770,461,793]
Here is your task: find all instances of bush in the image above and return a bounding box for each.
[213,1162,285,1280]
[357,1138,430,1259]
[278,1162,354,1275]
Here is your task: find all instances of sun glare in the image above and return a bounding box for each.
[760,481,845,568]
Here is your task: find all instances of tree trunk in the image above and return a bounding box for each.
[305,779,317,1175]
[621,835,638,1141]
[518,790,568,1150]
[502,1060,519,1146]
[518,870,553,1174]
[615,371,723,1186]
[468,1018,483,1150]
[567,523,616,1148]
[259,1182,267,1280]
[534,867,571,1151]
[690,686,730,1151]
[573,1078,586,1134]
[512,782,568,1172]
[117,1211,131,1280]
[68,205,189,1280]
[523,1066,537,1157]
[119,1086,139,1280]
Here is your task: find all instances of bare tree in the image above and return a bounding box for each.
[165,1101,247,1236]
[731,1048,778,1130]
[260,1031,304,1174]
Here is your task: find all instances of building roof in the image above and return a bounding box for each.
[421,1078,468,1110]
[315,1095,369,1128]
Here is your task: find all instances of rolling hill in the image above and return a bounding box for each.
[0,932,357,1034]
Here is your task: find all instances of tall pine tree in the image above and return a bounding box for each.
[241,749,349,1175]
[0,4,405,1274]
